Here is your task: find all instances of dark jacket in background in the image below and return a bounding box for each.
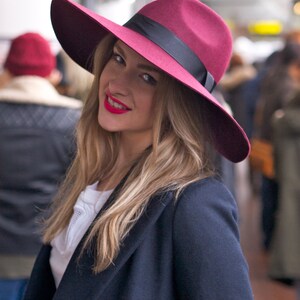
[220,62,257,134]
[0,76,82,278]
[24,178,254,300]
[255,68,296,141]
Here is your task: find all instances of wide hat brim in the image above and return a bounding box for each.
[51,0,250,163]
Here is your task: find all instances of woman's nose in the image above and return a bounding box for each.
[109,70,133,95]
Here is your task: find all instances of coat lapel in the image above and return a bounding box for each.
[54,188,174,300]
[23,245,56,300]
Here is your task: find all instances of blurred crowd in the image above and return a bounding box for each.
[0,27,300,299]
[218,29,300,297]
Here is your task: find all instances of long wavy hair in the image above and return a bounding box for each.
[43,34,215,273]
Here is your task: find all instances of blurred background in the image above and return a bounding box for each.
[1,0,300,299]
[2,0,300,65]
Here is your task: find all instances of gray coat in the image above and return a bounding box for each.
[269,92,300,285]
[0,76,82,278]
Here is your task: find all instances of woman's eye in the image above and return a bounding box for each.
[112,53,124,65]
[141,73,157,86]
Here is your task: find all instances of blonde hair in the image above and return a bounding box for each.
[59,50,94,100]
[43,34,214,273]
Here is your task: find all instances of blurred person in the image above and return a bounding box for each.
[211,87,236,197]
[243,51,281,140]
[219,52,257,133]
[284,29,300,44]
[23,0,254,299]
[254,41,300,250]
[243,32,299,194]
[242,52,281,194]
[218,53,256,202]
[268,90,300,298]
[0,32,82,300]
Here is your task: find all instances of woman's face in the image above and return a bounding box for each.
[98,40,161,143]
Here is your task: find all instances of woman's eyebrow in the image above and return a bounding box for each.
[114,42,161,74]
[114,43,126,59]
[137,64,161,74]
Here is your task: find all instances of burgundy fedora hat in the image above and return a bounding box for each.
[50,0,250,162]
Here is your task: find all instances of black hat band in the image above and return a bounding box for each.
[124,14,216,92]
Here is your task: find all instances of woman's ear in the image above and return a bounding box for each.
[0,69,13,89]
[47,68,63,87]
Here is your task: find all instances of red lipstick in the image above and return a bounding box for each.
[104,92,131,115]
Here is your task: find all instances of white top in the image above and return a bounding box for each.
[50,182,113,287]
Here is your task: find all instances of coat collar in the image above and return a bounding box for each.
[0,76,82,109]
[54,182,174,299]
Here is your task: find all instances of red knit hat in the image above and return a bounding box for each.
[4,32,55,77]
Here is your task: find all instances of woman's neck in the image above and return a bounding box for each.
[120,130,152,158]
[97,132,152,191]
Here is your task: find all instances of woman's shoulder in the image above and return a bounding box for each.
[172,176,241,261]
[174,176,238,224]
[171,179,252,300]
[179,176,234,202]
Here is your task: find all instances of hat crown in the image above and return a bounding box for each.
[137,0,232,83]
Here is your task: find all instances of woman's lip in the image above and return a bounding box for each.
[104,96,131,115]
[107,92,131,110]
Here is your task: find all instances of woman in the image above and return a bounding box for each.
[24,0,253,299]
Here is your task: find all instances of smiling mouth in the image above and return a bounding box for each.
[107,96,129,110]
[104,94,131,114]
